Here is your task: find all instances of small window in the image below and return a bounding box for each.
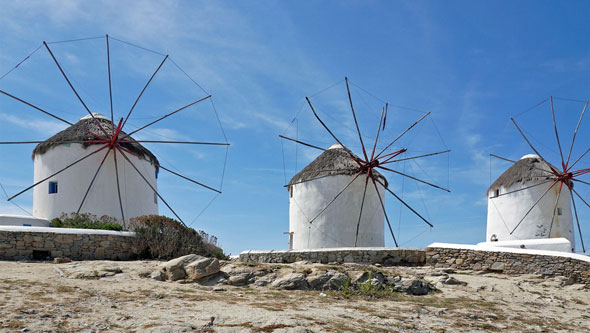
[557,207,563,216]
[494,189,500,197]
[154,192,158,204]
[49,181,58,194]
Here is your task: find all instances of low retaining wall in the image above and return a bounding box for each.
[0,226,135,261]
[239,247,426,265]
[427,243,590,285]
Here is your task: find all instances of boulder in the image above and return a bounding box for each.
[186,257,220,281]
[271,273,309,290]
[306,272,334,290]
[327,272,349,290]
[399,278,435,295]
[150,270,165,281]
[228,272,251,286]
[160,254,201,281]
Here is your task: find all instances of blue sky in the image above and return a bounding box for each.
[1,1,590,255]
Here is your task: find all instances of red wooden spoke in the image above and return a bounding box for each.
[43,42,110,138]
[383,150,451,164]
[122,54,169,129]
[112,148,126,224]
[370,105,386,161]
[106,34,114,125]
[0,89,73,126]
[119,95,211,141]
[116,146,187,227]
[76,147,113,214]
[565,101,588,167]
[547,181,564,237]
[377,165,450,192]
[549,97,566,169]
[279,135,325,151]
[308,172,362,225]
[375,178,433,227]
[369,175,398,247]
[570,193,586,253]
[511,117,559,175]
[345,77,369,161]
[375,112,430,160]
[353,175,370,247]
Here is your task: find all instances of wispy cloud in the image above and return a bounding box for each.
[0,112,67,136]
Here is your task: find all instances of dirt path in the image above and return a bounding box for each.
[0,260,588,332]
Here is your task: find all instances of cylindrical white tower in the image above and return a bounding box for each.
[486,154,574,251]
[288,144,386,249]
[32,114,159,222]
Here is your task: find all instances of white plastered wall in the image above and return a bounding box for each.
[486,179,574,251]
[289,174,385,249]
[33,144,158,222]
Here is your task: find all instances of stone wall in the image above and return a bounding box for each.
[427,244,590,285]
[0,226,135,261]
[239,247,425,265]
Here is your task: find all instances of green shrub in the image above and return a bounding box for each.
[50,213,123,231]
[129,215,227,260]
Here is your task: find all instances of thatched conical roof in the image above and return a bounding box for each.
[288,143,388,187]
[33,114,159,168]
[487,154,556,194]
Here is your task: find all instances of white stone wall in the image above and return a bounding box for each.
[289,174,385,249]
[486,179,574,251]
[33,144,158,222]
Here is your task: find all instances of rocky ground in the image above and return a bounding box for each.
[0,259,589,332]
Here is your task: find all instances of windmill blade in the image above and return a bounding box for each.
[106,34,114,125]
[376,178,433,227]
[510,180,558,235]
[570,192,586,253]
[0,140,104,145]
[305,96,347,150]
[572,178,590,187]
[345,77,368,161]
[571,188,590,209]
[119,95,211,140]
[370,105,386,160]
[43,42,110,138]
[370,177,398,247]
[116,146,186,227]
[354,175,370,247]
[0,90,74,126]
[159,165,221,194]
[547,181,564,237]
[549,96,566,167]
[510,118,558,174]
[568,148,590,172]
[308,172,362,224]
[76,147,113,214]
[121,54,169,129]
[385,150,451,164]
[129,140,229,146]
[490,153,554,176]
[279,135,325,151]
[489,179,555,199]
[375,112,430,159]
[112,148,126,225]
[7,145,109,201]
[377,165,450,192]
[565,101,588,167]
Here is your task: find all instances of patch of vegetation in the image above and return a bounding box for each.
[50,213,123,231]
[129,215,227,260]
[331,272,403,300]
